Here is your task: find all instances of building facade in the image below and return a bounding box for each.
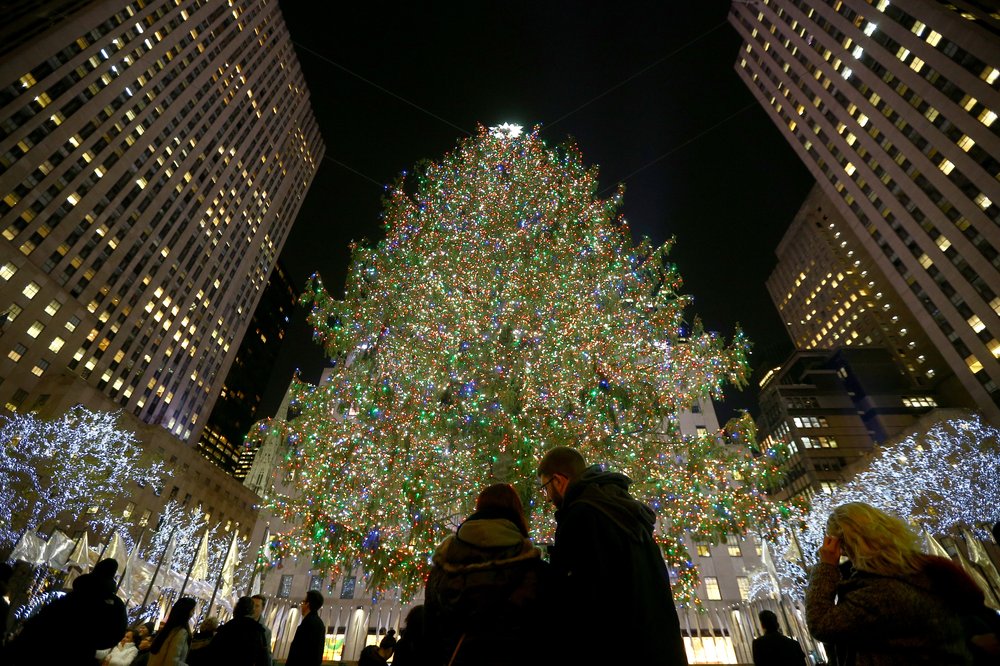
[730,0,1000,423]
[0,0,323,443]
[32,371,260,545]
[756,346,945,501]
[768,183,973,404]
[198,260,297,476]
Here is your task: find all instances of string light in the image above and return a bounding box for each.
[752,414,1000,602]
[258,126,794,601]
[0,406,164,547]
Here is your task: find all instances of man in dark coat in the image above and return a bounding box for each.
[206,596,269,666]
[7,557,127,665]
[538,446,688,665]
[284,589,325,666]
[752,610,806,666]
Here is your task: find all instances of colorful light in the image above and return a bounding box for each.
[258,126,794,601]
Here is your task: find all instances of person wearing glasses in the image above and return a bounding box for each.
[537,446,687,665]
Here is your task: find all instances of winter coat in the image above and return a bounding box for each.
[7,568,127,665]
[805,555,978,665]
[550,465,687,665]
[147,627,190,666]
[101,641,138,666]
[284,611,325,666]
[357,644,389,666]
[424,513,546,666]
[752,631,806,666]
[207,616,269,666]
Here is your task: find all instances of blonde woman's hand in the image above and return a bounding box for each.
[818,535,841,565]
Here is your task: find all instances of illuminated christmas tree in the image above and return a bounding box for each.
[264,125,793,600]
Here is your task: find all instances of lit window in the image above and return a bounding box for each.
[976,194,993,210]
[820,481,839,494]
[705,576,722,600]
[969,315,986,333]
[48,336,64,353]
[939,159,955,175]
[0,263,16,280]
[8,343,27,362]
[22,282,40,299]
[958,135,976,152]
[926,30,942,46]
[967,355,984,373]
[697,545,712,557]
[31,359,48,376]
[979,108,997,126]
[737,576,750,600]
[27,321,44,338]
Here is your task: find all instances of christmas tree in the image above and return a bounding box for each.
[264,125,792,600]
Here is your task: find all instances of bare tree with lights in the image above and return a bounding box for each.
[751,412,1000,602]
[0,405,163,548]
[260,125,794,601]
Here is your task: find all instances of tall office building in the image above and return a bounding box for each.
[730,0,1000,422]
[198,261,297,476]
[0,0,323,442]
[767,183,972,403]
[756,346,945,500]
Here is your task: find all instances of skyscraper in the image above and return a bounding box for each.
[198,261,297,476]
[731,0,1000,422]
[0,0,323,442]
[767,183,972,403]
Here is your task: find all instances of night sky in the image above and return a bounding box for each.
[258,1,816,422]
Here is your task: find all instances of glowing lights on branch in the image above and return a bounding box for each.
[259,125,793,602]
[752,414,1000,602]
[0,406,164,547]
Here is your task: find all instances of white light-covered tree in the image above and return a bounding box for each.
[752,413,1000,601]
[0,406,163,547]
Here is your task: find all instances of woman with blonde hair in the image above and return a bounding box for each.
[806,502,982,665]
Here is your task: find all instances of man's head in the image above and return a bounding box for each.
[537,446,587,509]
[301,589,324,616]
[379,629,396,657]
[758,610,780,633]
[93,558,118,579]
[234,596,254,619]
[251,594,266,621]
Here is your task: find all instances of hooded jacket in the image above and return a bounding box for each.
[424,512,546,666]
[551,465,687,665]
[806,554,979,665]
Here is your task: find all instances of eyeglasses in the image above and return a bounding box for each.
[537,477,555,492]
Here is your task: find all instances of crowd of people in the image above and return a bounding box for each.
[0,557,277,666]
[1,446,999,666]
